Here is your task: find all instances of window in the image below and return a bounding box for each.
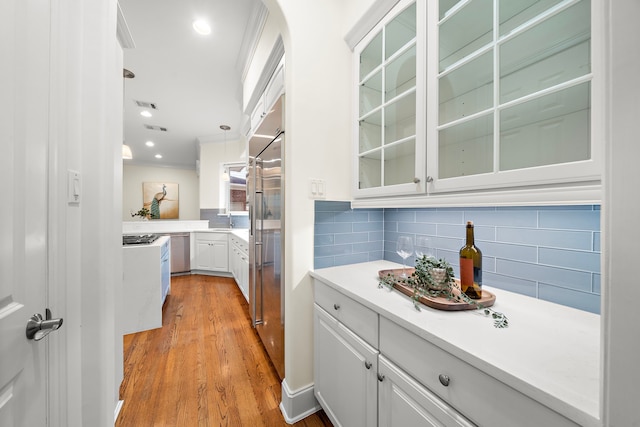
[223,162,247,214]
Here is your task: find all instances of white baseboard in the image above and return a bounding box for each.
[114,400,124,423]
[279,379,322,424]
[190,270,233,278]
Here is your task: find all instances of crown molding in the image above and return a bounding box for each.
[344,0,400,50]
[237,2,269,81]
[116,2,135,49]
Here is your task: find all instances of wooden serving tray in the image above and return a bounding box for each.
[378,268,496,311]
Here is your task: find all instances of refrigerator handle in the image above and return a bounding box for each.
[248,203,253,237]
[255,190,263,245]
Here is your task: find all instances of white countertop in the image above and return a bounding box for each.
[231,229,248,243]
[310,260,601,427]
[195,228,248,243]
[122,220,209,234]
[122,220,249,244]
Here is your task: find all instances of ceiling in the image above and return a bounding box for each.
[119,0,264,170]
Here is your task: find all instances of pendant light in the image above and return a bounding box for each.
[122,68,135,159]
[221,125,230,181]
[122,143,133,159]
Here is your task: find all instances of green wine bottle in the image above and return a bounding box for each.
[459,221,482,299]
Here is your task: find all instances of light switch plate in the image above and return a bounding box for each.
[67,170,81,204]
[309,178,326,199]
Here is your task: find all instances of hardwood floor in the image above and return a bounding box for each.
[116,274,332,427]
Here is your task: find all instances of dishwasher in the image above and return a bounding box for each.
[166,233,190,274]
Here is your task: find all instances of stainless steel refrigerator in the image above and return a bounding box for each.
[247,95,284,380]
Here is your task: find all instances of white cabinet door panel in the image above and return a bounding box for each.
[314,305,378,427]
[378,356,474,427]
[195,241,214,270]
[211,240,228,271]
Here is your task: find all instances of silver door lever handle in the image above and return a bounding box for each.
[26,308,63,341]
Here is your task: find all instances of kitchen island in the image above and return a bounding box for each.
[122,236,170,335]
[310,260,600,427]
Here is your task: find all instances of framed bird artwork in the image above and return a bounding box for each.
[142,182,179,219]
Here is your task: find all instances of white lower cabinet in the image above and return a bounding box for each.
[379,317,580,427]
[229,234,249,302]
[314,280,471,427]
[194,232,228,272]
[239,253,248,299]
[378,355,473,427]
[314,305,378,427]
[314,278,579,427]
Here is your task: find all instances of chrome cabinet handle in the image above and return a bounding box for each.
[26,308,63,341]
[438,374,450,387]
[364,361,372,370]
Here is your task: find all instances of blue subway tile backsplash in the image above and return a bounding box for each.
[200,209,249,229]
[313,201,384,269]
[314,201,601,314]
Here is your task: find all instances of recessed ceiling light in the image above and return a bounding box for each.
[155,154,163,159]
[192,19,211,35]
[140,110,152,118]
[145,141,155,147]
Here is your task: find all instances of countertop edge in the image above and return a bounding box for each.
[122,235,170,249]
[123,228,250,244]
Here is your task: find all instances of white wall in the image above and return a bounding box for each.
[48,0,123,425]
[198,138,246,209]
[602,1,640,425]
[122,164,200,220]
[250,0,377,396]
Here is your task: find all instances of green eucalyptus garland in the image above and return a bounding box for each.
[378,256,509,328]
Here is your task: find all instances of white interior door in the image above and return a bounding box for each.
[0,0,54,425]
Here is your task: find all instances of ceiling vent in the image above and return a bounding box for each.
[135,100,158,110]
[144,124,168,132]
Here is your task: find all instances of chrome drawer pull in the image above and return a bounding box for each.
[438,374,450,387]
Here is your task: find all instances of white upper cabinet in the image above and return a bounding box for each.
[354,0,426,198]
[430,0,600,193]
[250,57,285,136]
[352,0,602,202]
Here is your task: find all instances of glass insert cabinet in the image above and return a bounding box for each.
[355,0,425,197]
[353,0,601,198]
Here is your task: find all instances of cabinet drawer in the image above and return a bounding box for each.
[230,236,248,255]
[195,232,228,242]
[379,317,579,427]
[314,279,378,348]
[378,355,473,427]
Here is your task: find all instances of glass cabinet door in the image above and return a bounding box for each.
[433,0,596,190]
[355,0,424,197]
